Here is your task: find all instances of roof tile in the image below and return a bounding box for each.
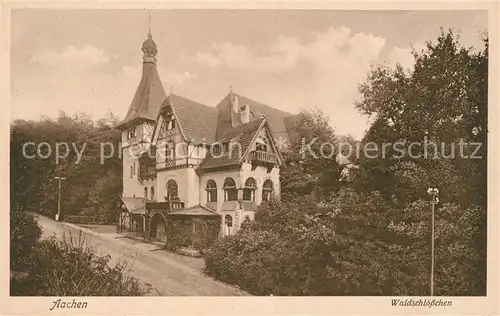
[165,94,219,143]
[117,63,166,129]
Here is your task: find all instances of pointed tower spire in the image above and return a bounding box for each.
[115,15,166,130]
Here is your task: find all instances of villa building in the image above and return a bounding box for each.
[116,31,298,247]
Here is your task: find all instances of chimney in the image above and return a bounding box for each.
[231,95,239,113]
[230,95,242,127]
[240,104,250,124]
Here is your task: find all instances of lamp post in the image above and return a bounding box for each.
[55,176,66,221]
[427,187,439,296]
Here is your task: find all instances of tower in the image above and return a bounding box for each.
[116,30,167,198]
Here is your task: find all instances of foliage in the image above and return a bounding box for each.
[352,29,487,294]
[10,230,151,296]
[10,203,42,272]
[354,29,487,207]
[206,188,484,296]
[10,111,122,224]
[280,108,343,198]
[166,216,221,250]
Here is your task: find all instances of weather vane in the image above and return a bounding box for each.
[148,11,152,35]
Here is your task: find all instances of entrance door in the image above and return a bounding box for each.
[150,213,167,241]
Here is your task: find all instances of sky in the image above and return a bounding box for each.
[11,9,487,139]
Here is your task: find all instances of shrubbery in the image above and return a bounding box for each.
[204,191,485,296]
[10,205,151,296]
[166,216,221,251]
[10,203,42,272]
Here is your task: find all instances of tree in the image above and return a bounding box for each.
[10,112,122,224]
[354,29,487,295]
[280,108,343,197]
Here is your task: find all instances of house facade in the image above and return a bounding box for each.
[116,31,297,246]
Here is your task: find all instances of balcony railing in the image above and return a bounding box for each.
[139,166,156,178]
[251,150,277,164]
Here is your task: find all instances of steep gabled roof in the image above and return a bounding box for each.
[116,63,167,130]
[163,93,219,143]
[215,92,297,146]
[196,118,265,172]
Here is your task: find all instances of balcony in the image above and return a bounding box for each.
[250,150,277,171]
[139,166,156,179]
[251,150,277,163]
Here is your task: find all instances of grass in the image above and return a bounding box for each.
[11,229,152,296]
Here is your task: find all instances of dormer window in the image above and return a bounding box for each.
[212,143,222,157]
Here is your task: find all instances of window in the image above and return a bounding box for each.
[225,215,233,227]
[243,177,257,202]
[206,180,217,202]
[132,162,136,175]
[224,214,233,236]
[130,165,133,178]
[223,178,238,201]
[144,187,148,198]
[262,179,274,202]
[127,127,137,139]
[165,114,176,130]
[166,180,178,201]
[165,141,175,161]
[150,186,155,200]
[212,143,222,157]
[255,136,268,152]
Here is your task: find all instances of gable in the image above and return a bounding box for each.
[196,118,265,173]
[215,92,296,147]
[151,103,184,146]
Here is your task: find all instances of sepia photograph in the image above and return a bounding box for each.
[2,1,498,315]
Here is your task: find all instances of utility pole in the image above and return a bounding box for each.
[427,187,439,296]
[55,176,66,221]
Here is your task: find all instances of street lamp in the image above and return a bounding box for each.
[427,187,439,296]
[55,176,66,221]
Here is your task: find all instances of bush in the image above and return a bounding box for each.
[11,231,151,296]
[166,216,220,251]
[10,203,42,272]
[204,190,484,296]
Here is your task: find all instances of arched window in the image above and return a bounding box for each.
[223,178,238,201]
[206,180,217,202]
[243,178,257,202]
[262,179,274,202]
[224,214,233,236]
[144,187,148,198]
[150,186,155,200]
[166,180,178,201]
[130,165,133,178]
